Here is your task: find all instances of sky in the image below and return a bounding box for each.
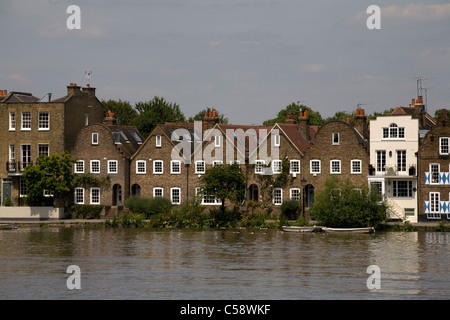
[1,0,450,125]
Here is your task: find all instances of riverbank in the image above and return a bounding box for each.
[1,218,449,232]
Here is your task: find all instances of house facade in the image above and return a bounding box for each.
[419,109,450,222]
[0,84,103,206]
[71,112,143,208]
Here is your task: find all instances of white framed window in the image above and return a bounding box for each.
[351,160,362,174]
[255,160,265,174]
[439,137,449,155]
[38,112,50,130]
[153,160,163,174]
[430,163,440,184]
[21,112,31,130]
[212,160,223,167]
[330,160,341,174]
[195,160,205,174]
[274,134,280,147]
[75,160,84,173]
[9,112,15,131]
[273,188,282,205]
[376,150,386,172]
[74,188,84,204]
[332,132,339,145]
[90,160,100,174]
[153,187,163,198]
[171,188,181,205]
[156,135,162,147]
[430,192,440,213]
[136,160,146,174]
[92,132,99,145]
[397,150,406,172]
[20,144,31,171]
[214,135,221,147]
[272,160,282,174]
[171,160,181,174]
[108,160,118,174]
[392,180,413,198]
[290,160,300,174]
[195,187,222,205]
[290,188,300,201]
[9,145,15,163]
[38,144,49,157]
[90,188,100,205]
[382,123,405,139]
[310,160,321,174]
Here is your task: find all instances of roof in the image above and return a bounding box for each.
[2,92,39,103]
[276,123,311,154]
[103,124,144,157]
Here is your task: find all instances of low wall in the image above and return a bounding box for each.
[0,207,65,220]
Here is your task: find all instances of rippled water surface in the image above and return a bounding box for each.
[0,227,449,299]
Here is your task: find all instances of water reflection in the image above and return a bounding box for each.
[0,228,449,299]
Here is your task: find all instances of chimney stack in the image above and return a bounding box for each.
[82,83,96,97]
[202,108,219,131]
[0,90,7,97]
[354,107,368,139]
[285,113,296,124]
[298,108,310,141]
[67,83,81,96]
[103,110,117,125]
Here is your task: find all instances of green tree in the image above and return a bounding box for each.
[310,177,388,228]
[263,102,324,126]
[188,107,229,124]
[23,152,76,206]
[134,96,186,137]
[200,164,246,214]
[102,99,138,126]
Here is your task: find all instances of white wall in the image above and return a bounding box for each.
[0,207,65,220]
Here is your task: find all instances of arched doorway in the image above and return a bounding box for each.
[248,184,259,201]
[113,184,122,206]
[131,184,141,197]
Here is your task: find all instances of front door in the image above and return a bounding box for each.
[2,179,12,206]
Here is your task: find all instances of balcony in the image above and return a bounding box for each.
[369,164,417,177]
[6,160,33,175]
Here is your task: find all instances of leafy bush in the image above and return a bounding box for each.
[310,177,388,228]
[125,196,172,218]
[281,200,299,219]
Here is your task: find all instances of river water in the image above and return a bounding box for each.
[0,227,449,300]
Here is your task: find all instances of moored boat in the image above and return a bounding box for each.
[0,223,16,230]
[282,226,322,233]
[322,227,375,234]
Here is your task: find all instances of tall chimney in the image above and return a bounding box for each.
[354,107,368,139]
[202,108,219,131]
[285,113,296,124]
[67,83,81,96]
[82,84,96,97]
[298,109,310,141]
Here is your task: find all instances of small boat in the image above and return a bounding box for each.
[0,223,16,230]
[282,226,322,233]
[322,227,375,234]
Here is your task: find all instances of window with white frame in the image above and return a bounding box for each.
[195,187,222,205]
[430,163,440,184]
[171,188,181,205]
[430,192,440,213]
[212,160,223,167]
[351,160,362,174]
[383,123,405,139]
[392,180,413,198]
[332,132,339,145]
[156,135,162,147]
[74,188,84,204]
[108,160,118,174]
[290,188,300,201]
[9,112,15,130]
[214,135,221,147]
[153,187,163,198]
[376,150,386,172]
[397,150,406,172]
[92,132,99,145]
[171,160,181,174]
[75,160,84,173]
[310,160,321,174]
[90,160,100,174]
[272,160,282,174]
[195,160,205,174]
[290,160,300,174]
[273,188,282,205]
[330,160,341,174]
[440,137,449,155]
[21,112,31,130]
[136,160,146,174]
[255,160,265,174]
[21,144,31,170]
[153,160,163,174]
[9,145,15,163]
[90,188,100,204]
[38,112,49,130]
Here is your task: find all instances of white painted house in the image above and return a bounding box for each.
[369,114,419,222]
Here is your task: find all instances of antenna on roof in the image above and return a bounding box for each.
[38,93,52,102]
[422,87,433,112]
[414,76,430,97]
[85,70,92,85]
